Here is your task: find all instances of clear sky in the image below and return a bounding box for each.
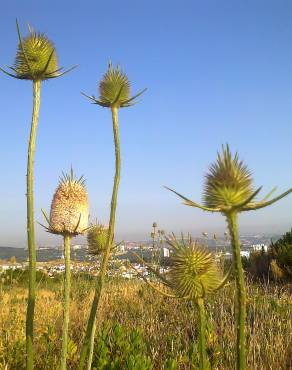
[0,1,292,247]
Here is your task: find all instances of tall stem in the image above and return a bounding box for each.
[79,106,121,370]
[26,79,41,370]
[226,212,246,370]
[197,298,208,370]
[60,234,72,370]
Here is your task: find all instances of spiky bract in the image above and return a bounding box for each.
[49,170,88,235]
[87,223,109,255]
[167,237,224,300]
[99,62,130,107]
[14,31,58,80]
[203,145,253,210]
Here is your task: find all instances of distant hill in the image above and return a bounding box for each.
[0,246,88,262]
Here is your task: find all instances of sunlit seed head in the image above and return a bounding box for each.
[14,32,58,80]
[99,62,130,107]
[168,239,223,300]
[49,171,88,235]
[87,223,109,255]
[203,145,253,210]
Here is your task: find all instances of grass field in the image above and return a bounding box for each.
[0,271,291,369]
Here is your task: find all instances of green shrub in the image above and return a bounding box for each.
[92,322,153,370]
[270,229,292,279]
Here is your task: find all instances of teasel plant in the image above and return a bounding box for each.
[131,234,230,370]
[0,20,75,369]
[87,223,109,256]
[40,169,89,370]
[78,62,146,370]
[166,144,292,370]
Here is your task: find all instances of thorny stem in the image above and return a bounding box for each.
[60,234,72,370]
[226,212,246,370]
[197,298,208,370]
[78,106,121,370]
[26,79,41,370]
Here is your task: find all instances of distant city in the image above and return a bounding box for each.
[0,233,280,263]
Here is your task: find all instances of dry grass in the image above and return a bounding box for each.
[0,274,291,369]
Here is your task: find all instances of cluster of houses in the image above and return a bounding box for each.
[0,243,269,279]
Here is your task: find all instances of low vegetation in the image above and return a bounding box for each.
[0,272,291,369]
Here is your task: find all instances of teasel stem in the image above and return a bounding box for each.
[226,212,246,370]
[79,106,121,369]
[197,297,208,370]
[60,234,72,370]
[86,326,96,370]
[26,79,41,370]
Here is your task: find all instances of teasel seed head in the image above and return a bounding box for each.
[49,169,89,236]
[166,144,292,214]
[99,62,130,107]
[14,30,58,80]
[0,20,76,81]
[81,62,146,108]
[203,145,253,210]
[87,223,109,255]
[167,236,225,300]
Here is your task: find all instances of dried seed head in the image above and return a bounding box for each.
[203,145,253,210]
[87,223,109,255]
[99,62,130,107]
[168,237,224,300]
[49,170,89,235]
[14,29,58,81]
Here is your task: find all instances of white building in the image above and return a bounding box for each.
[252,244,268,252]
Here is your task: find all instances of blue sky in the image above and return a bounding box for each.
[0,1,292,246]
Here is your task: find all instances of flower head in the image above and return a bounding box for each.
[0,21,76,81]
[203,145,253,210]
[87,223,109,255]
[48,169,89,236]
[99,63,130,107]
[167,236,225,300]
[82,62,146,108]
[14,31,58,80]
[166,144,291,214]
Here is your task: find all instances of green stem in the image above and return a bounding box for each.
[60,234,72,370]
[78,106,121,370]
[26,79,41,370]
[197,298,208,370]
[86,319,96,370]
[226,212,246,370]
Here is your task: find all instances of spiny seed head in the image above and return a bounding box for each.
[14,31,58,80]
[203,144,253,210]
[168,238,223,300]
[99,62,130,107]
[50,170,89,235]
[87,223,109,255]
